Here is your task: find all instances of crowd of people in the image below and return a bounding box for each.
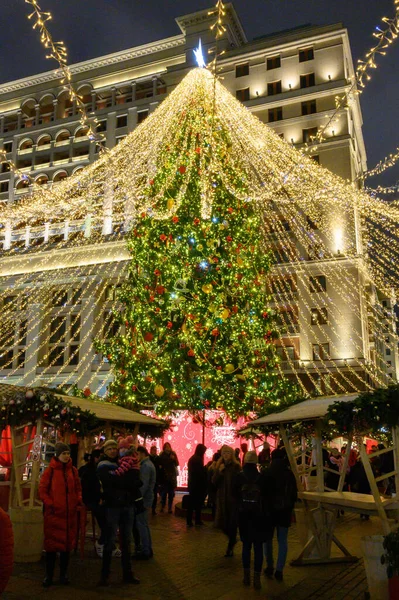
[321,442,395,519]
[37,435,396,590]
[37,436,298,590]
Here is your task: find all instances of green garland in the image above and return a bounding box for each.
[0,388,100,437]
[325,384,399,437]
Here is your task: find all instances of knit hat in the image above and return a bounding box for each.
[55,442,70,458]
[103,439,118,452]
[244,451,258,464]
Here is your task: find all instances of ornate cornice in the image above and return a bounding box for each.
[0,35,185,97]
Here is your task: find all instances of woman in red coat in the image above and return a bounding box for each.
[39,442,82,588]
[0,507,14,594]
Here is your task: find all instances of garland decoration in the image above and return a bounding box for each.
[0,387,100,437]
[325,384,399,436]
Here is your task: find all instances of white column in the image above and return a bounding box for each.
[75,295,96,389]
[3,221,11,250]
[23,303,43,386]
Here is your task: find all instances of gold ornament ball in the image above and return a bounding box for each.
[221,308,230,320]
[202,283,213,294]
[224,363,235,374]
[154,384,165,397]
[167,198,174,210]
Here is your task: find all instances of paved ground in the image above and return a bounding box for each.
[5,495,377,600]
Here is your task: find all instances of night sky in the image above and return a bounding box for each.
[1,0,398,189]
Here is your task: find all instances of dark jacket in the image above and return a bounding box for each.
[150,454,161,484]
[79,462,102,506]
[212,460,242,534]
[97,456,142,508]
[158,450,179,488]
[234,464,271,543]
[350,461,371,494]
[188,444,208,497]
[39,457,82,552]
[265,459,297,528]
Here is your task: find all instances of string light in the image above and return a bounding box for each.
[25,0,103,145]
[1,67,398,404]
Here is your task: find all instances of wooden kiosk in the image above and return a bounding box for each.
[249,393,399,566]
[0,383,165,561]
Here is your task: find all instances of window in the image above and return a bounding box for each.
[309,275,327,293]
[3,142,13,153]
[299,48,314,62]
[235,63,249,78]
[236,88,250,102]
[276,346,295,360]
[0,181,9,193]
[300,73,315,88]
[1,163,10,174]
[267,81,282,96]
[52,291,68,307]
[137,110,149,124]
[267,56,281,70]
[312,343,330,360]
[311,154,320,164]
[278,133,284,139]
[0,295,26,369]
[311,308,328,325]
[115,136,126,145]
[307,216,318,230]
[96,120,107,133]
[386,348,391,356]
[116,114,128,128]
[44,294,81,368]
[268,107,283,122]
[303,127,318,143]
[102,310,120,339]
[301,100,316,115]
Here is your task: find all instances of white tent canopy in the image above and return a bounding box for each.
[0,383,164,427]
[249,393,358,426]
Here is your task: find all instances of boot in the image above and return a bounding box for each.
[224,542,234,557]
[253,571,261,590]
[43,552,56,588]
[243,569,250,586]
[59,551,70,585]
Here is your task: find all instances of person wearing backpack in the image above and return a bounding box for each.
[233,451,270,590]
[263,449,297,582]
[212,445,242,557]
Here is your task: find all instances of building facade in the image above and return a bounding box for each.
[0,4,397,394]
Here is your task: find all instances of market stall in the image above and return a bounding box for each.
[249,390,399,566]
[0,383,165,561]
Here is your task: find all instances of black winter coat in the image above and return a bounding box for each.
[188,454,208,497]
[234,464,272,543]
[265,460,297,528]
[79,463,101,506]
[97,458,142,508]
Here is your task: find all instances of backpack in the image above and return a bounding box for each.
[272,471,297,511]
[240,479,262,515]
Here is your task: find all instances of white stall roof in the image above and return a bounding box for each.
[248,394,358,426]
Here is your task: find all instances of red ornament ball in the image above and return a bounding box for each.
[144,332,154,342]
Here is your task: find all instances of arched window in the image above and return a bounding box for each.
[75,126,89,139]
[37,134,52,147]
[19,138,34,151]
[53,170,68,183]
[55,130,70,144]
[16,178,30,190]
[35,174,49,186]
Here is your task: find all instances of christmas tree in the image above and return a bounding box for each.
[96,68,298,419]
